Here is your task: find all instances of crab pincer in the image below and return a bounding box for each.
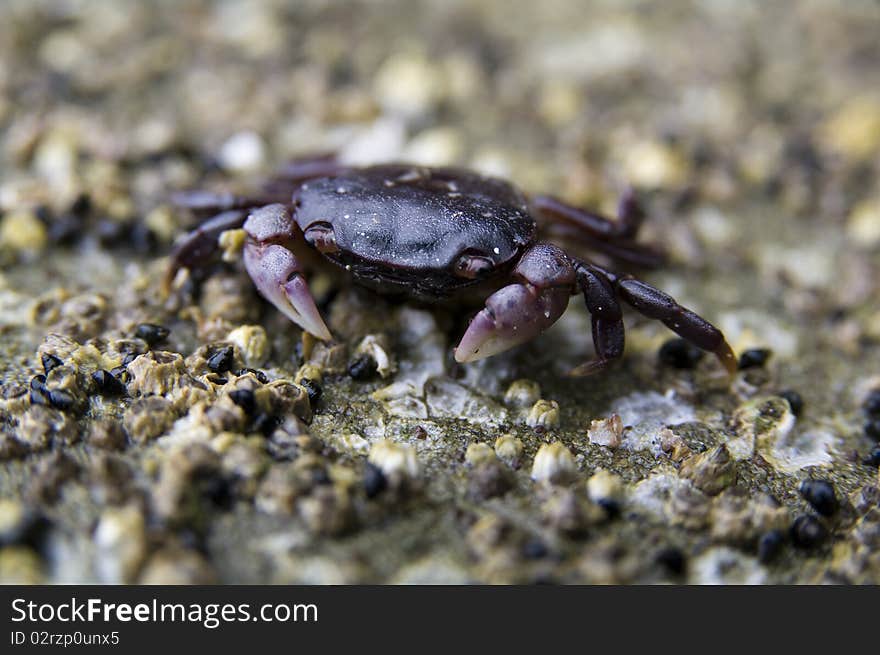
[454,243,573,362]
[242,204,331,341]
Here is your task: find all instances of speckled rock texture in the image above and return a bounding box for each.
[1,0,879,584]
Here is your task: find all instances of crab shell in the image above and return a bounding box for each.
[291,165,536,300]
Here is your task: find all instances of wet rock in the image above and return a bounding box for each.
[587,469,625,516]
[374,52,443,118]
[0,210,48,258]
[851,508,880,550]
[541,487,602,537]
[729,396,834,472]
[820,95,880,160]
[526,399,560,429]
[256,460,319,515]
[254,379,311,423]
[467,460,512,501]
[667,483,711,530]
[531,442,578,484]
[368,440,419,491]
[689,547,766,584]
[152,442,223,525]
[226,325,269,368]
[658,338,704,369]
[363,463,388,499]
[464,444,511,500]
[612,391,696,453]
[265,417,312,460]
[133,323,169,347]
[757,530,786,564]
[16,405,78,451]
[846,198,880,249]
[710,488,789,545]
[587,414,623,449]
[465,443,496,466]
[679,445,737,496]
[126,351,195,396]
[87,418,126,450]
[620,139,689,189]
[390,555,472,585]
[0,500,51,550]
[790,514,828,549]
[849,485,880,516]
[138,547,216,584]
[219,437,267,499]
[494,434,524,467]
[30,451,81,503]
[504,379,541,408]
[353,334,395,378]
[0,547,45,584]
[298,485,354,536]
[123,396,176,443]
[659,428,694,462]
[93,504,147,584]
[425,378,508,426]
[88,454,139,507]
[575,537,641,585]
[799,479,839,517]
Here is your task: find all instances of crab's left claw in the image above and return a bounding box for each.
[454,283,570,363]
[242,204,331,341]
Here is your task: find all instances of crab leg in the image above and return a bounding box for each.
[165,209,248,288]
[614,276,737,374]
[455,244,574,362]
[569,264,625,376]
[532,188,645,241]
[242,204,332,341]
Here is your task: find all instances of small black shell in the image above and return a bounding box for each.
[293,165,536,298]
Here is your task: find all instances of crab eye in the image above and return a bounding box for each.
[454,251,494,279]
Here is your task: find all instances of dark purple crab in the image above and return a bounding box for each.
[168,154,737,376]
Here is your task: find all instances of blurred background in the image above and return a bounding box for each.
[1,1,879,583]
[3,1,880,324]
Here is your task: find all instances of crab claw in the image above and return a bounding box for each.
[243,242,332,341]
[455,283,570,363]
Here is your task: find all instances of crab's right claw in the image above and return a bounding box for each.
[243,242,332,341]
[454,283,569,363]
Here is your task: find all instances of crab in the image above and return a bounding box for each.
[167,154,736,376]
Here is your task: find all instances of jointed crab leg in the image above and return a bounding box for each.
[577,264,737,375]
[614,275,737,374]
[532,188,645,241]
[165,209,248,288]
[569,263,625,376]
